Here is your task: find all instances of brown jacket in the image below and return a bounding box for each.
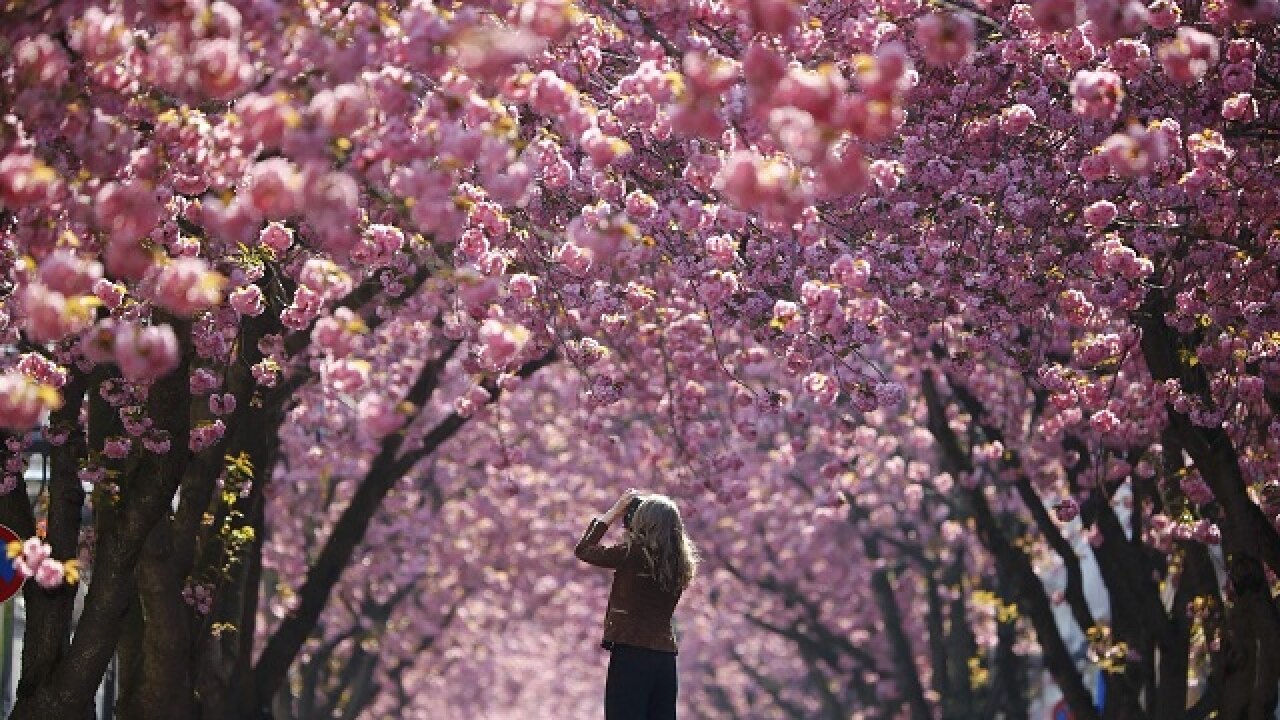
[575,518,682,654]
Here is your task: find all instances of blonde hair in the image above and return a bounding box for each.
[627,495,698,594]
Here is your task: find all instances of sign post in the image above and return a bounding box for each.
[0,525,26,604]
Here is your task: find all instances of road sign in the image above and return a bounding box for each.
[0,526,25,603]
[1051,699,1074,720]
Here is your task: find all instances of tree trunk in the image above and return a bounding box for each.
[115,520,195,720]
[15,371,88,712]
[10,326,193,720]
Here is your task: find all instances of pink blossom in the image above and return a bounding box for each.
[1187,129,1231,169]
[305,172,361,249]
[230,284,266,317]
[1108,39,1153,79]
[103,434,132,459]
[1222,93,1257,121]
[16,353,66,388]
[1070,70,1125,121]
[1054,498,1080,522]
[189,368,222,395]
[96,180,164,245]
[32,558,64,588]
[744,0,800,34]
[13,35,71,87]
[477,319,531,370]
[580,128,632,168]
[1100,124,1168,177]
[310,83,371,137]
[1089,409,1120,433]
[831,254,871,290]
[1030,0,1080,30]
[1079,153,1110,182]
[771,300,803,335]
[1180,475,1215,505]
[1083,200,1118,227]
[189,420,226,452]
[358,396,404,439]
[245,159,303,219]
[913,13,976,67]
[1000,104,1036,136]
[20,283,96,344]
[209,393,237,416]
[555,242,592,276]
[70,7,129,63]
[0,373,61,430]
[153,258,224,316]
[819,145,870,197]
[0,154,63,209]
[518,0,576,40]
[1158,28,1219,85]
[257,222,294,257]
[114,324,181,383]
[15,537,51,578]
[509,274,539,301]
[192,38,254,100]
[883,0,923,17]
[803,372,840,406]
[1146,0,1181,27]
[236,93,300,150]
[742,41,787,92]
[1083,0,1148,43]
[104,238,155,282]
[251,359,280,387]
[529,71,574,116]
[93,279,127,310]
[453,26,547,82]
[39,251,103,296]
[775,68,844,123]
[869,160,902,192]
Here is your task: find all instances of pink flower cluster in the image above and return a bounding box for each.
[114,323,182,383]
[477,318,531,371]
[11,537,69,588]
[0,373,61,430]
[1158,28,1219,85]
[1070,70,1125,121]
[153,258,224,316]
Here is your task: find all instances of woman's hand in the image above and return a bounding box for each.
[603,488,641,523]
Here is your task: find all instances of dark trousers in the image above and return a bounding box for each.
[605,644,678,720]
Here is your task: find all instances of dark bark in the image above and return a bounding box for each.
[729,648,812,720]
[947,379,1101,639]
[944,560,981,719]
[924,572,954,710]
[1137,292,1280,580]
[862,535,932,720]
[117,520,193,720]
[1138,292,1280,717]
[15,369,88,715]
[991,570,1029,720]
[922,370,1101,720]
[237,348,555,717]
[10,329,193,720]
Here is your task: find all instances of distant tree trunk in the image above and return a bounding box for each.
[922,370,1101,720]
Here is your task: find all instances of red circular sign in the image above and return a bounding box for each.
[0,524,27,602]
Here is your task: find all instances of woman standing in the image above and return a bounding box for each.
[575,489,699,720]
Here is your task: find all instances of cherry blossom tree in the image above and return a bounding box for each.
[4,0,1279,717]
